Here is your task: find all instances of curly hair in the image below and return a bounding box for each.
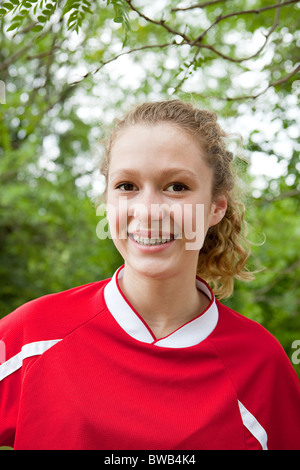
[100,99,255,299]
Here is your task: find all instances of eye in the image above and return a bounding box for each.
[166,183,189,193]
[115,182,138,192]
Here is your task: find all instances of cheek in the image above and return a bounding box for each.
[106,196,129,240]
[181,203,210,251]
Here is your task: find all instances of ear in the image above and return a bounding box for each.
[208,195,227,228]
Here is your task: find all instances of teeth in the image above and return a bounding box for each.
[131,235,173,245]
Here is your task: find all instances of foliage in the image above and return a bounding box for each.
[0,0,299,374]
[0,0,130,35]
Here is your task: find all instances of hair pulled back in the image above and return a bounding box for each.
[100,100,254,298]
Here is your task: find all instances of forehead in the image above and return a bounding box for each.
[109,123,206,173]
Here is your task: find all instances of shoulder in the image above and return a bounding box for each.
[213,301,300,450]
[215,300,285,353]
[212,300,298,386]
[0,278,110,360]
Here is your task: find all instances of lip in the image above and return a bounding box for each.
[128,233,176,253]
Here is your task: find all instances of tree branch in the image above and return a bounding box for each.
[0,24,55,71]
[125,0,292,65]
[226,63,300,101]
[68,22,299,94]
[189,63,300,102]
[172,0,227,12]
[0,39,36,71]
[268,64,300,88]
[192,0,299,44]
[68,42,176,87]
[194,43,266,63]
[253,258,300,300]
[125,0,191,43]
[258,188,300,205]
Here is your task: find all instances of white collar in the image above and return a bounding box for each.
[104,266,218,349]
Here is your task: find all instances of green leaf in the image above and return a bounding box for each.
[32,24,43,31]
[114,16,123,23]
[3,2,15,10]
[42,8,51,18]
[37,14,47,22]
[62,2,73,14]
[6,22,20,31]
[67,21,76,29]
[12,14,25,21]
[69,11,78,19]
[82,5,92,14]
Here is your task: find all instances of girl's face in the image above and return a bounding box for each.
[106,123,226,280]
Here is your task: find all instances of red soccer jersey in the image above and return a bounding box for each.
[0,266,300,450]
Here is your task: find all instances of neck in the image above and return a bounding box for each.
[119,264,210,339]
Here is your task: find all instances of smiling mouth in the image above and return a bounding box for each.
[128,233,175,246]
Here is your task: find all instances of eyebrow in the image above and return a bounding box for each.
[109,167,199,181]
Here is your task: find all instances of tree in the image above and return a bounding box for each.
[0,0,299,373]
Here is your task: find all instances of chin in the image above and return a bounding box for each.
[125,258,179,281]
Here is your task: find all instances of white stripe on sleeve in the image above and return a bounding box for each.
[238,400,268,450]
[0,339,62,382]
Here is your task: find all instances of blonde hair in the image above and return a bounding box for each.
[100,100,255,299]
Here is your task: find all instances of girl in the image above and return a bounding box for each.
[0,100,299,450]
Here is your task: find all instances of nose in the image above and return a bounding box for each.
[129,187,164,225]
[129,186,173,234]
[128,188,179,239]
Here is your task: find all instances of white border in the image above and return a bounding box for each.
[238,400,268,450]
[0,339,61,382]
[104,266,219,348]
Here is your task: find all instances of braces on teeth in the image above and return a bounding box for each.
[131,235,173,245]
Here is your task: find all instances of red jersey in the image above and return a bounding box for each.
[0,266,300,450]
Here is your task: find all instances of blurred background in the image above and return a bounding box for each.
[0,0,299,374]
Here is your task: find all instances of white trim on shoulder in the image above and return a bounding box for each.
[238,400,268,450]
[0,339,62,382]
